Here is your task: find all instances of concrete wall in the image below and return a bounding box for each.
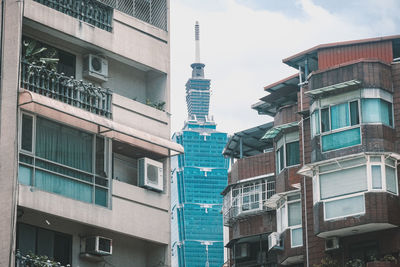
[18,208,168,267]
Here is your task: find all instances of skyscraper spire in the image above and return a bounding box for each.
[195,21,200,63]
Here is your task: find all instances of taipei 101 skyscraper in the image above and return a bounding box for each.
[171,22,228,267]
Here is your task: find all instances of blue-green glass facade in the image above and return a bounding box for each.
[172,56,228,266]
[171,123,228,267]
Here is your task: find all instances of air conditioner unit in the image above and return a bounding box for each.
[138,157,164,192]
[325,237,339,251]
[85,236,112,256]
[268,232,281,251]
[83,54,108,82]
[235,243,250,259]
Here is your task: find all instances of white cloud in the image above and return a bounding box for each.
[170,0,400,135]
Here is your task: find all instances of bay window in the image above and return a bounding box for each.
[276,131,300,173]
[18,113,111,207]
[276,193,303,248]
[310,88,394,152]
[314,155,398,221]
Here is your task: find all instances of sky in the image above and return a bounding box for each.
[170,0,400,136]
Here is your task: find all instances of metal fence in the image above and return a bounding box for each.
[34,0,113,32]
[98,0,168,31]
[223,179,276,226]
[21,61,113,118]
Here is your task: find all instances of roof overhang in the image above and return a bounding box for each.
[305,79,361,97]
[264,189,300,209]
[261,121,298,140]
[18,90,184,157]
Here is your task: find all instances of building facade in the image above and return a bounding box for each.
[223,35,400,266]
[171,22,229,267]
[0,0,182,266]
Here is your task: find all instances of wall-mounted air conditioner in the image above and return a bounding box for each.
[325,237,339,251]
[85,236,112,256]
[138,157,164,192]
[83,54,108,82]
[268,232,281,251]
[235,243,250,259]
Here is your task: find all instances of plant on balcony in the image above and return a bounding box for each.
[381,255,398,263]
[313,256,339,267]
[22,38,59,71]
[346,258,364,267]
[146,99,166,111]
[16,251,70,267]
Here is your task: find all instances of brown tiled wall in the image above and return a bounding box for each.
[392,63,400,154]
[309,60,392,92]
[229,152,275,184]
[314,192,400,235]
[274,104,301,127]
[231,212,276,240]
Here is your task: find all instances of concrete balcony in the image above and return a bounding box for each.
[314,192,400,238]
[275,228,304,266]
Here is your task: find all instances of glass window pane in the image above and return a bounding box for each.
[350,101,359,126]
[370,156,381,163]
[36,117,93,173]
[95,136,105,176]
[380,100,392,126]
[291,228,303,247]
[286,141,300,166]
[321,108,330,132]
[325,195,365,220]
[371,165,382,189]
[322,127,361,152]
[17,223,36,256]
[18,165,32,185]
[288,201,301,226]
[37,228,54,259]
[386,166,397,194]
[95,187,108,207]
[331,103,350,130]
[21,114,33,152]
[311,111,320,137]
[362,99,380,123]
[276,147,284,172]
[320,165,367,199]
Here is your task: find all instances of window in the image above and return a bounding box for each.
[276,131,300,173]
[17,223,72,265]
[276,193,302,248]
[315,155,398,221]
[19,113,110,207]
[311,95,394,152]
[361,99,393,127]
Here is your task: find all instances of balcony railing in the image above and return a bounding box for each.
[98,0,168,31]
[21,61,112,118]
[33,0,113,32]
[223,180,275,226]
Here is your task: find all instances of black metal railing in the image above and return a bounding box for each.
[34,0,113,32]
[21,61,113,118]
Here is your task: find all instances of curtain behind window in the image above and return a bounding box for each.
[35,117,93,172]
[331,103,349,130]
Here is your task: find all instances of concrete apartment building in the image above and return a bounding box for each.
[222,35,400,267]
[0,0,183,266]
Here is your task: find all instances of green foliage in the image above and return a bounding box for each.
[381,254,397,263]
[22,37,59,71]
[146,99,166,111]
[313,256,340,267]
[345,258,364,267]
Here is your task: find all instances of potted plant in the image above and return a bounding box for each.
[346,258,364,267]
[366,255,399,267]
[313,256,339,267]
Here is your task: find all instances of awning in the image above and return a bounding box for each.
[305,79,361,97]
[264,189,300,209]
[18,90,184,156]
[261,121,298,140]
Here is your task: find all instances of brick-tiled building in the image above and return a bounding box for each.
[222,35,400,267]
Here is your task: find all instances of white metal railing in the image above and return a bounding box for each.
[98,0,167,31]
[223,179,275,226]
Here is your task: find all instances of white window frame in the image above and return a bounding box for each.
[275,131,300,174]
[314,154,399,221]
[276,193,303,248]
